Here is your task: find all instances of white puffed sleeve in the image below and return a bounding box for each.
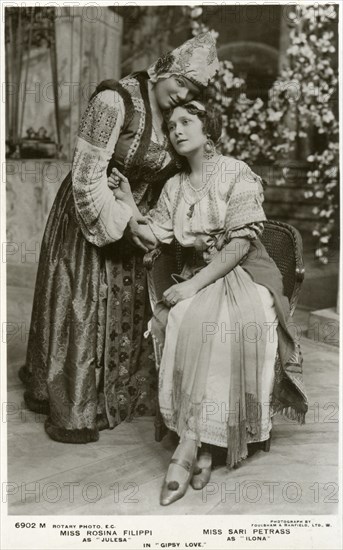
[224,160,266,241]
[72,89,133,247]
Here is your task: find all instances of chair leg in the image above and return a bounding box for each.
[263,432,272,452]
[154,401,168,442]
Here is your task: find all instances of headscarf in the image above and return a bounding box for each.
[147,32,219,89]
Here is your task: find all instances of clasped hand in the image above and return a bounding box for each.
[108,167,132,201]
[108,168,156,253]
[162,280,198,308]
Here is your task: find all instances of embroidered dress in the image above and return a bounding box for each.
[22,73,179,443]
[147,155,308,466]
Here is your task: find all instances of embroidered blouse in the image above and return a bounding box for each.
[71,76,175,247]
[146,155,266,262]
[72,90,133,247]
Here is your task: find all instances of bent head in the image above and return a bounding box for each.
[165,101,222,159]
[148,32,219,111]
[153,75,201,110]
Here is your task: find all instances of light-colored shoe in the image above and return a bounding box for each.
[160,455,196,506]
[191,446,212,490]
[191,463,212,490]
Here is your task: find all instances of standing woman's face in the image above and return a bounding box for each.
[153,75,201,110]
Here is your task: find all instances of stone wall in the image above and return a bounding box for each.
[6,159,71,288]
[9,7,122,160]
[6,7,123,287]
[55,7,123,159]
[254,163,339,253]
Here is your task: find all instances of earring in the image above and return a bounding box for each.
[203,138,215,159]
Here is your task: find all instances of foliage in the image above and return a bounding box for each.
[187,7,272,164]
[188,5,339,263]
[265,4,339,263]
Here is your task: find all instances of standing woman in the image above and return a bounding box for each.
[20,32,220,443]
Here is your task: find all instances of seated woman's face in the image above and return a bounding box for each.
[154,76,200,110]
[167,106,206,157]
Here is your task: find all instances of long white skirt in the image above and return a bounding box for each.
[158,267,278,448]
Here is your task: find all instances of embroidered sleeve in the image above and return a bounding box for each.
[72,89,132,247]
[224,161,266,241]
[145,179,175,244]
[226,221,264,241]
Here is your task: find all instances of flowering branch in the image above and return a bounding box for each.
[188,5,339,263]
[266,4,339,263]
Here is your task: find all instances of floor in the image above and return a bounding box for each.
[5,285,340,515]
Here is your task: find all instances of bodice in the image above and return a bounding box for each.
[105,72,179,208]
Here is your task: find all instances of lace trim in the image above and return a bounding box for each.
[72,147,110,244]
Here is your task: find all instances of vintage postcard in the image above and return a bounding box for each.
[1,1,341,549]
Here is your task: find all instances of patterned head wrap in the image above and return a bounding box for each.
[147,32,219,89]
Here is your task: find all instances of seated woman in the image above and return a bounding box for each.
[108,100,308,507]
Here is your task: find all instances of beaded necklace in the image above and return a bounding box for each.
[182,156,221,219]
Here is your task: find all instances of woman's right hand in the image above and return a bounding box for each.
[124,217,157,253]
[108,167,132,202]
[107,168,157,251]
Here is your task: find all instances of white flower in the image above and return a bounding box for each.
[267,110,283,122]
[322,111,334,123]
[191,7,202,18]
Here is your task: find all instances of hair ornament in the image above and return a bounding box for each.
[186,100,207,111]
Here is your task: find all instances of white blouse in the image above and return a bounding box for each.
[146,155,266,261]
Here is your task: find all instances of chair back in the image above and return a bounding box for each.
[261,220,304,314]
[145,221,305,316]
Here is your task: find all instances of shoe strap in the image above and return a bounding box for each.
[170,457,192,472]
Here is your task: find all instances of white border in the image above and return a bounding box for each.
[0,1,342,549]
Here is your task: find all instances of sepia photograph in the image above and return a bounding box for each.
[1,1,341,548]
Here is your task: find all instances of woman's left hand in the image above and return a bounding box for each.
[162,280,199,307]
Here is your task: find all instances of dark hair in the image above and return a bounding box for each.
[163,101,222,144]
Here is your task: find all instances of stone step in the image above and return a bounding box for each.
[264,186,320,205]
[264,202,318,220]
[7,262,38,289]
[298,252,339,311]
[254,163,309,187]
[307,308,339,347]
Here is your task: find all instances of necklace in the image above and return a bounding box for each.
[148,81,166,146]
[150,107,168,167]
[187,174,212,193]
[182,157,221,219]
[182,174,213,219]
[151,117,166,146]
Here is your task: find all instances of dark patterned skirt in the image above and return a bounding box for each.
[21,172,157,443]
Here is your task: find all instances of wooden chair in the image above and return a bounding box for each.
[143,220,305,445]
